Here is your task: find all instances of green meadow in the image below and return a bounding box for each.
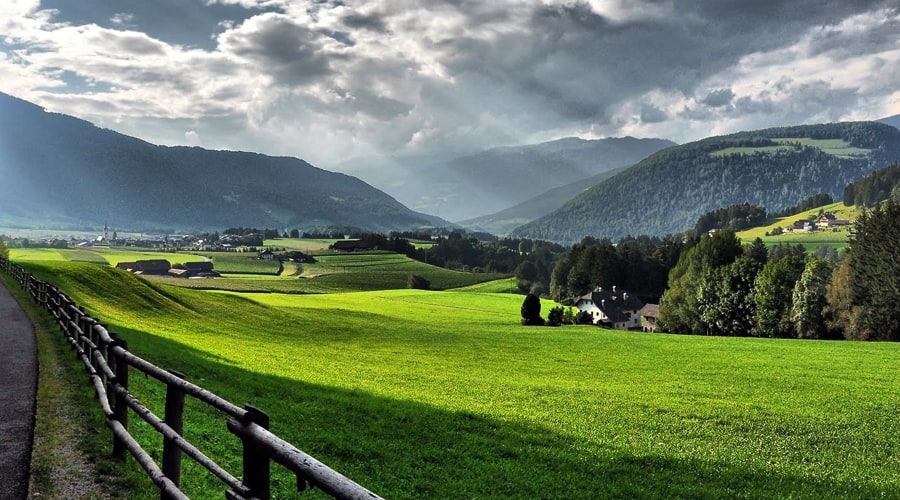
[737,202,859,251]
[10,253,899,499]
[710,138,870,159]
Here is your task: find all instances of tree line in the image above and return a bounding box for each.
[657,199,899,340]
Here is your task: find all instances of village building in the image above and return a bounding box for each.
[638,304,660,332]
[575,286,644,330]
[130,259,171,275]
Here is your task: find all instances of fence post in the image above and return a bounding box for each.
[162,370,187,499]
[112,339,129,460]
[241,404,271,500]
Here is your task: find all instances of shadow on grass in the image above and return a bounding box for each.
[110,332,892,500]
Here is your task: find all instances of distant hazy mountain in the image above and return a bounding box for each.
[0,92,448,232]
[340,136,675,222]
[512,122,900,242]
[879,113,900,130]
[459,165,629,234]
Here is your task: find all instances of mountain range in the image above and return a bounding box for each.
[0,92,447,233]
[512,122,900,242]
[339,136,675,222]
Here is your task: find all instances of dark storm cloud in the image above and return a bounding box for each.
[807,10,900,60]
[220,14,337,85]
[423,0,897,130]
[702,89,735,108]
[341,11,388,32]
[640,104,668,123]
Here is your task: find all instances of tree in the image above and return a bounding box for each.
[697,257,760,336]
[290,229,300,238]
[658,229,743,334]
[520,293,545,326]
[746,237,768,266]
[407,274,431,290]
[825,256,865,339]
[849,198,900,340]
[0,239,8,260]
[753,255,806,338]
[791,258,833,339]
[515,260,540,292]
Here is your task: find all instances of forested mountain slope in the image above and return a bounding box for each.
[459,166,628,234]
[0,92,447,232]
[512,122,900,242]
[345,136,675,222]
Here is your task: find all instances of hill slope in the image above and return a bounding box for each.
[879,113,900,130]
[0,92,447,232]
[344,136,675,222]
[459,165,629,234]
[512,122,900,242]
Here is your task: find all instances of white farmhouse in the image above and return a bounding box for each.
[576,286,644,330]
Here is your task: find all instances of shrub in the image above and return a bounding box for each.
[547,306,564,327]
[407,274,431,290]
[575,310,594,325]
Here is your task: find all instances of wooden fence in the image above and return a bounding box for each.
[0,257,381,500]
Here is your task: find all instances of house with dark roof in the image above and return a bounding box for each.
[131,259,171,275]
[575,286,644,330]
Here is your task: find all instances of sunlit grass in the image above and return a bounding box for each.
[16,260,900,499]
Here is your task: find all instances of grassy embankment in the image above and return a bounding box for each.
[12,254,899,499]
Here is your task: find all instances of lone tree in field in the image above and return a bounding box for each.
[520,293,545,326]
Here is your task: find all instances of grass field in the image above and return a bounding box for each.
[13,259,900,499]
[736,201,859,251]
[709,138,870,159]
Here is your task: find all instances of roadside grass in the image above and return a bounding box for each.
[14,260,900,499]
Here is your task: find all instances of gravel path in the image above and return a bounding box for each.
[0,280,37,500]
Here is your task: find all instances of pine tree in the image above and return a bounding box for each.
[849,199,900,340]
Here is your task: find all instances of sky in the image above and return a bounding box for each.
[1,0,899,170]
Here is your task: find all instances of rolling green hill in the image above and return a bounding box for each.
[0,92,447,233]
[11,259,899,499]
[512,122,900,242]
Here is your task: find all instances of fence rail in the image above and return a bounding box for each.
[0,257,381,500]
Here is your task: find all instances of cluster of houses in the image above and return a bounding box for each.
[116,260,219,278]
[786,212,851,233]
[575,286,659,332]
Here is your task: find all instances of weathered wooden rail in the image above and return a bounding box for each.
[0,257,381,500]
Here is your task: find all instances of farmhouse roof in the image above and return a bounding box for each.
[182,261,214,272]
[578,287,644,323]
[132,259,171,275]
[638,304,659,319]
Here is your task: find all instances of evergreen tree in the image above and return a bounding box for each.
[849,199,900,340]
[791,258,833,339]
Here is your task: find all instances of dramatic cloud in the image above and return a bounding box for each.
[1,0,898,168]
